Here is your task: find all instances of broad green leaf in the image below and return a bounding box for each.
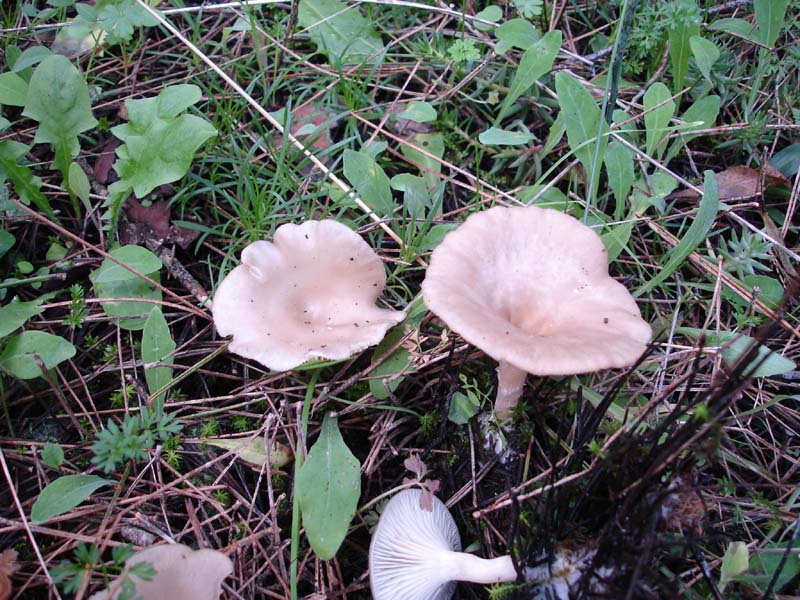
[111,84,216,200]
[0,71,28,106]
[296,413,360,560]
[343,149,394,216]
[0,297,45,337]
[689,35,719,84]
[604,140,634,209]
[391,173,430,219]
[395,101,436,124]
[298,0,384,65]
[512,0,542,19]
[142,306,176,406]
[205,436,293,469]
[95,0,159,45]
[23,55,98,182]
[42,442,64,469]
[667,2,700,93]
[31,474,112,523]
[400,132,444,211]
[0,140,52,216]
[743,275,783,308]
[369,325,412,400]
[769,142,800,178]
[555,72,607,201]
[601,220,634,263]
[68,161,91,208]
[11,46,53,72]
[643,82,674,159]
[707,17,759,43]
[90,245,163,330]
[0,231,14,259]
[754,0,789,47]
[479,126,535,146]
[719,542,749,592]
[750,542,800,592]
[496,30,561,123]
[448,390,480,425]
[636,170,718,295]
[494,18,539,54]
[474,5,501,32]
[678,328,795,378]
[665,95,720,162]
[0,331,76,379]
[91,245,162,283]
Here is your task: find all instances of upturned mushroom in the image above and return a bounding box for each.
[213,220,406,371]
[89,544,232,600]
[369,489,519,599]
[422,205,651,421]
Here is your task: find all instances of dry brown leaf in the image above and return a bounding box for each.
[670,165,791,201]
[121,198,200,249]
[0,549,18,600]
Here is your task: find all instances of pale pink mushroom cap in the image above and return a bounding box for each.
[422,206,651,418]
[89,544,232,600]
[213,220,405,371]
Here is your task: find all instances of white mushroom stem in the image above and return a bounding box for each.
[495,361,527,421]
[438,552,517,584]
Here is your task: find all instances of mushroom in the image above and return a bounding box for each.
[213,220,406,371]
[422,206,651,421]
[89,544,232,600]
[369,489,520,599]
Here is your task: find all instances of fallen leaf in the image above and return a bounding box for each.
[121,198,200,250]
[0,549,18,600]
[205,436,293,469]
[289,104,333,152]
[94,138,121,184]
[671,165,790,201]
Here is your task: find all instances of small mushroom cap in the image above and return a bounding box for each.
[89,544,232,600]
[422,206,651,376]
[369,489,461,600]
[213,220,406,371]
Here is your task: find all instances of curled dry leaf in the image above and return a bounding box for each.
[670,165,790,202]
[121,198,200,250]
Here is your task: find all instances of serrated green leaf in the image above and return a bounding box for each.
[298,0,384,65]
[42,442,64,469]
[689,35,719,84]
[31,474,112,523]
[111,84,216,200]
[643,82,674,159]
[636,171,719,295]
[0,297,45,337]
[0,331,76,379]
[754,0,789,47]
[496,30,561,123]
[23,55,97,183]
[0,140,52,216]
[479,126,535,146]
[0,71,28,106]
[512,0,542,19]
[343,149,394,216]
[142,306,175,406]
[95,0,159,45]
[296,413,360,560]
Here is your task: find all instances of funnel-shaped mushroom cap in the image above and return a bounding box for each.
[370,489,461,600]
[89,544,232,600]
[422,206,651,376]
[213,220,406,371]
